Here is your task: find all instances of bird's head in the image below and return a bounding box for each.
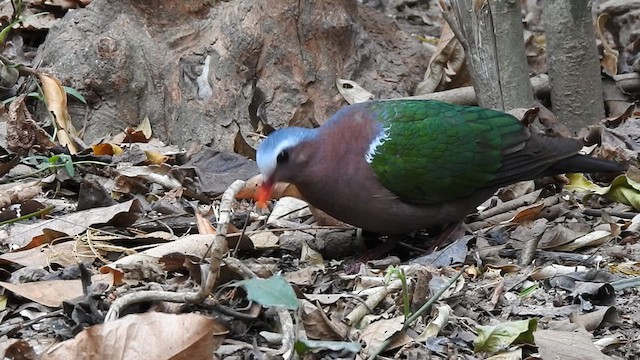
[256,127,316,207]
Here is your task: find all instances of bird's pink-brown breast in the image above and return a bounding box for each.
[286,105,404,227]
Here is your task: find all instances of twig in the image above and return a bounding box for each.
[583,208,637,220]
[398,74,550,105]
[498,249,599,265]
[475,190,542,220]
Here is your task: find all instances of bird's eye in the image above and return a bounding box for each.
[276,150,289,165]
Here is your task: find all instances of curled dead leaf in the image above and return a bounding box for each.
[92,143,123,156]
[596,14,618,77]
[6,95,55,154]
[38,73,80,154]
[336,79,374,104]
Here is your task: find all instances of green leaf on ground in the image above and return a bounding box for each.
[565,173,640,210]
[474,318,537,354]
[235,275,299,310]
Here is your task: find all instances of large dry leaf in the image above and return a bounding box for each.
[116,164,182,191]
[179,149,259,196]
[121,116,152,143]
[91,143,124,156]
[554,230,614,252]
[360,316,410,357]
[40,312,226,360]
[99,234,222,280]
[596,14,618,77]
[0,273,112,307]
[535,329,612,360]
[7,199,143,248]
[415,22,466,95]
[300,300,344,340]
[0,241,94,268]
[267,197,311,224]
[0,180,42,208]
[416,304,452,341]
[0,279,82,308]
[38,73,80,154]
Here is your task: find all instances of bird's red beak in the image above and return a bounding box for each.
[257,177,274,209]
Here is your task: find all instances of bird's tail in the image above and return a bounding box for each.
[546,154,627,175]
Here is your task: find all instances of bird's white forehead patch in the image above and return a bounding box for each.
[257,139,291,175]
[257,127,317,180]
[365,127,390,163]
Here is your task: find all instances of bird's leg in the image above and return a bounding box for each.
[344,232,400,274]
[425,221,467,252]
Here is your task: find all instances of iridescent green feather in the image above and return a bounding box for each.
[367,100,527,203]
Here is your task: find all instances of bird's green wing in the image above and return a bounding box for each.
[366,100,539,203]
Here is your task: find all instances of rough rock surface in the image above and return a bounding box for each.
[33,0,431,152]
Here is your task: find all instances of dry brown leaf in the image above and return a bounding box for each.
[0,273,111,308]
[336,79,374,104]
[144,150,168,165]
[569,307,620,332]
[0,180,42,208]
[0,279,82,308]
[301,242,324,266]
[248,231,279,248]
[535,329,612,360]
[40,312,226,360]
[498,180,535,203]
[195,211,217,235]
[416,304,452,341]
[99,234,225,280]
[118,116,153,143]
[502,202,545,224]
[304,293,352,305]
[301,300,343,340]
[0,2,58,31]
[137,116,152,139]
[555,230,613,252]
[44,0,91,10]
[6,94,55,154]
[38,73,80,154]
[284,267,322,286]
[91,143,123,156]
[360,316,410,357]
[122,128,148,143]
[415,22,467,95]
[530,265,590,281]
[0,155,20,178]
[6,199,143,249]
[0,241,92,268]
[0,338,39,360]
[596,14,619,77]
[267,197,311,224]
[115,164,182,191]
